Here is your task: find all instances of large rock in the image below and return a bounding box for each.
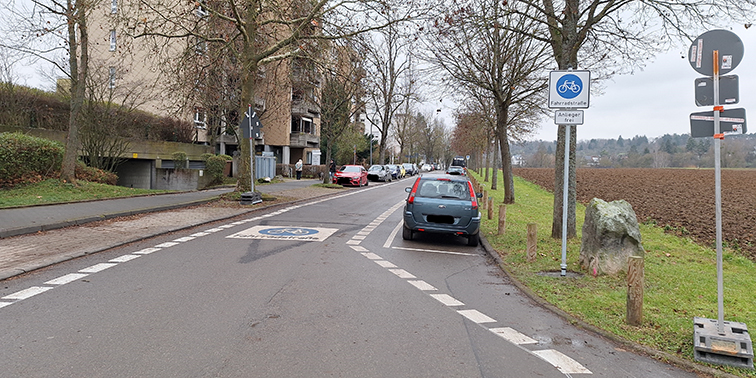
[580,198,645,275]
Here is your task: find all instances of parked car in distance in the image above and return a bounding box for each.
[421,164,433,172]
[446,165,466,175]
[402,174,482,246]
[402,163,416,176]
[333,165,368,187]
[398,164,406,178]
[367,165,391,182]
[386,164,400,180]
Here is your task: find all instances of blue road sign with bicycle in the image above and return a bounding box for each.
[549,70,590,109]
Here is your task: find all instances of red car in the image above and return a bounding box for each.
[333,165,369,187]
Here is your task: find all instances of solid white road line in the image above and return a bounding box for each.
[392,246,477,257]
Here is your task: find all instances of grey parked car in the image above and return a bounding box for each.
[402,163,417,176]
[367,165,391,182]
[402,174,482,246]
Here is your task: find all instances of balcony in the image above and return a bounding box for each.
[290,132,319,148]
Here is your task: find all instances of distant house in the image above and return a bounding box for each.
[512,154,526,167]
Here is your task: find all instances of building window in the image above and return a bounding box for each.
[108,67,116,89]
[109,30,116,51]
[111,0,117,14]
[195,36,206,54]
[195,0,208,17]
[194,108,206,129]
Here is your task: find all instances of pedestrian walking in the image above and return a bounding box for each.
[328,159,336,183]
[295,159,303,180]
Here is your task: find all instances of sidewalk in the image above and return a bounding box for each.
[0,178,331,280]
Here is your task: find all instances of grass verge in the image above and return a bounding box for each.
[0,179,173,209]
[471,170,756,377]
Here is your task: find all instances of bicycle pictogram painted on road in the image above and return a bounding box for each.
[259,227,319,236]
[227,226,338,241]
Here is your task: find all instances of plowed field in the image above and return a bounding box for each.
[513,168,756,259]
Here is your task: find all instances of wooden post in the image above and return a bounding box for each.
[626,256,644,326]
[482,191,488,210]
[497,205,506,235]
[526,223,537,262]
[487,197,493,219]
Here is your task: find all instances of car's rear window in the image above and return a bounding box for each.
[416,179,469,199]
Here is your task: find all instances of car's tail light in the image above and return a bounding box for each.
[407,178,421,204]
[467,181,478,210]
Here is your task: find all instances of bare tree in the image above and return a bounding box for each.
[319,39,366,183]
[506,0,755,238]
[2,0,95,184]
[124,0,423,192]
[423,0,550,203]
[362,14,419,165]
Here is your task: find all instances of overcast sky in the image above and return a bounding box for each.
[529,26,756,143]
[10,23,754,145]
[429,26,756,144]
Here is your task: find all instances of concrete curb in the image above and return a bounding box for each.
[478,234,740,378]
[0,198,221,239]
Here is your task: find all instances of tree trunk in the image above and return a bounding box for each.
[61,1,89,185]
[551,125,577,238]
[491,137,498,190]
[484,136,490,182]
[495,100,514,204]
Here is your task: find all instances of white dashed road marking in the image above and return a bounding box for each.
[3,286,53,300]
[533,349,592,375]
[490,327,538,345]
[350,202,592,376]
[0,187,368,311]
[79,263,117,273]
[430,294,464,307]
[45,273,89,286]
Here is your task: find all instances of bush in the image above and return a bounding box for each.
[172,151,188,169]
[204,155,230,185]
[0,132,64,187]
[75,161,118,185]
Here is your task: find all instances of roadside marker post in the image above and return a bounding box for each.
[548,68,590,276]
[688,29,753,369]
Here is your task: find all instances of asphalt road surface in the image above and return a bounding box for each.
[0,178,699,377]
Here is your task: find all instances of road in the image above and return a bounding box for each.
[0,177,698,377]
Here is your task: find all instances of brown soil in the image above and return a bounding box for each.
[513,168,756,259]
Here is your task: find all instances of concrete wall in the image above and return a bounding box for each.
[154,168,213,191]
[116,160,153,189]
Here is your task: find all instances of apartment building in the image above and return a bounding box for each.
[87,0,322,168]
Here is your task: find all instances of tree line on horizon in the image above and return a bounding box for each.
[513,133,756,169]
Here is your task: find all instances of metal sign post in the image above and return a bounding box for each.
[688,29,752,369]
[240,104,263,205]
[548,69,590,277]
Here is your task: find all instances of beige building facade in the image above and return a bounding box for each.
[87,0,322,168]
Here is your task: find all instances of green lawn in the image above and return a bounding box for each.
[471,169,756,377]
[0,179,173,208]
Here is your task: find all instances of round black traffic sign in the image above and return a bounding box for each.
[689,29,744,76]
